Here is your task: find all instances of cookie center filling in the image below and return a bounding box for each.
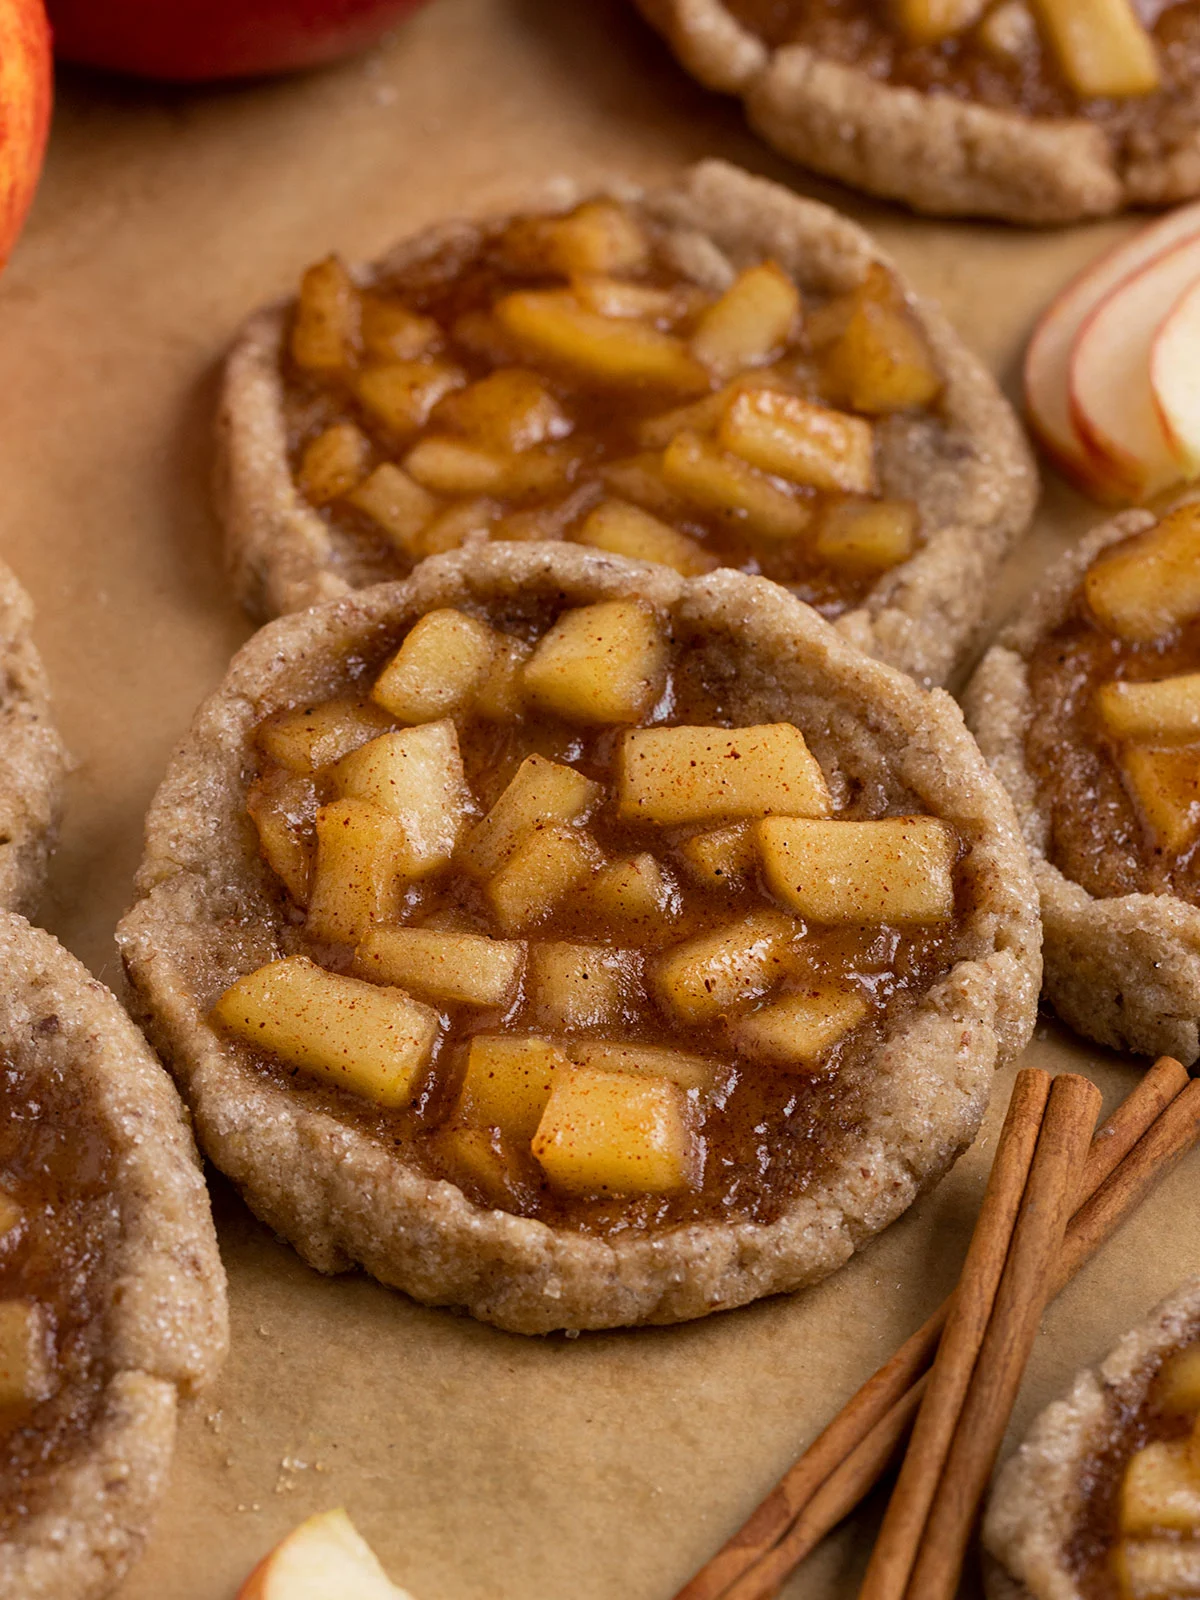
[283,197,945,614]
[0,1058,115,1533]
[724,0,1190,119]
[216,593,967,1234]
[1067,1334,1200,1598]
[1027,505,1200,904]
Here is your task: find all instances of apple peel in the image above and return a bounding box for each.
[1069,232,1200,502]
[1152,278,1200,478]
[237,1509,416,1600]
[1024,199,1200,499]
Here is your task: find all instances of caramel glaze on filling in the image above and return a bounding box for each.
[1026,596,1200,903]
[282,217,937,615]
[0,1048,117,1535]
[724,0,1200,127]
[238,596,967,1237]
[1066,1337,1200,1600]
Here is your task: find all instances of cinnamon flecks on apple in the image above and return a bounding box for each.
[1024,199,1200,503]
[268,200,942,610]
[213,593,966,1227]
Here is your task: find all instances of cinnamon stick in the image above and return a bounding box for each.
[670,1059,1188,1600]
[855,1069,1052,1600]
[901,1071,1102,1600]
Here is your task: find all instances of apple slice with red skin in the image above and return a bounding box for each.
[237,1509,414,1600]
[0,0,51,269]
[1152,277,1200,476]
[1069,231,1200,502]
[1024,199,1200,499]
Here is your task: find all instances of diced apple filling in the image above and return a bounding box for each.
[298,422,369,506]
[690,263,800,379]
[474,635,535,721]
[257,698,395,775]
[213,956,438,1109]
[599,452,694,522]
[246,769,315,906]
[419,496,500,553]
[566,1041,721,1094]
[0,1192,21,1239]
[585,853,673,924]
[502,200,650,278]
[1156,1343,1200,1416]
[718,388,875,496]
[572,498,716,577]
[758,816,957,923]
[819,267,942,415]
[0,1300,53,1408]
[494,290,709,393]
[1031,0,1161,98]
[617,724,830,826]
[486,823,603,935]
[815,499,918,573]
[730,984,869,1071]
[1085,508,1200,643]
[459,754,603,880]
[403,435,578,500]
[1113,1539,1200,1600]
[305,799,413,944]
[522,599,669,725]
[331,721,470,879]
[893,0,985,43]
[652,909,800,1025]
[360,295,440,363]
[527,942,636,1029]
[661,431,812,543]
[1121,746,1200,851]
[456,1034,567,1141]
[570,275,685,321]
[291,255,357,372]
[677,823,758,889]
[532,1068,699,1195]
[1121,1440,1200,1537]
[437,1126,528,1209]
[434,369,570,453]
[354,927,524,1008]
[1098,675,1200,746]
[372,609,497,723]
[345,464,439,554]
[356,360,465,438]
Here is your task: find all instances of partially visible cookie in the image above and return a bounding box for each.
[636,0,1200,224]
[0,560,65,914]
[0,913,228,1600]
[964,503,1200,1063]
[217,159,1035,686]
[984,1278,1200,1600]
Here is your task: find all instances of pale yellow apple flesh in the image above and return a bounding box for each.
[1151,277,1200,477]
[236,1508,414,1600]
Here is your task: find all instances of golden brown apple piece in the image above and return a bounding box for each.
[526,941,636,1029]
[304,799,413,944]
[617,724,830,826]
[246,769,315,906]
[1085,507,1200,643]
[531,1067,699,1195]
[893,0,985,42]
[730,984,870,1071]
[297,422,370,506]
[291,255,357,372]
[0,1300,53,1408]
[353,927,525,1009]
[458,754,602,880]
[522,599,669,725]
[661,430,812,543]
[213,956,438,1110]
[485,823,603,935]
[758,816,957,922]
[1031,0,1161,97]
[690,262,800,379]
[1120,1440,1200,1536]
[1155,1342,1200,1416]
[1121,746,1200,852]
[494,290,709,394]
[718,388,875,496]
[256,698,395,775]
[355,360,465,439]
[677,823,758,890]
[584,853,674,924]
[500,199,650,278]
[372,609,497,724]
[818,265,943,415]
[455,1034,567,1142]
[572,498,716,576]
[651,909,799,1025]
[360,295,440,363]
[565,1040,722,1094]
[434,368,570,453]
[330,721,471,877]
[815,499,918,573]
[344,464,440,555]
[1097,675,1200,745]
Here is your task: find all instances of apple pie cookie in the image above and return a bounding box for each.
[217,159,1034,686]
[965,502,1200,1064]
[117,542,1039,1334]
[0,560,65,915]
[636,1,1200,224]
[984,1278,1200,1600]
[0,912,227,1600]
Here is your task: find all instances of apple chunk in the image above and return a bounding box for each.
[297,422,369,506]
[584,853,673,926]
[345,464,440,556]
[212,957,438,1110]
[532,1068,699,1195]
[256,698,394,775]
[1155,1342,1200,1416]
[893,0,985,43]
[1120,745,1200,852]
[690,262,800,379]
[291,255,357,372]
[305,799,412,945]
[0,1300,53,1407]
[434,369,570,453]
[502,200,650,277]
[459,754,603,880]
[758,816,957,923]
[819,268,942,415]
[236,1508,414,1600]
[354,927,524,1009]
[566,1041,721,1095]
[677,823,758,889]
[617,724,830,826]
[246,769,315,906]
[1032,0,1161,98]
[455,1034,567,1142]
[730,984,870,1072]
[1112,1540,1200,1600]
[527,942,636,1029]
[523,599,669,725]
[718,388,875,495]
[662,430,812,543]
[494,290,708,393]
[652,909,799,1025]
[330,721,471,877]
[1120,1440,1200,1536]
[1097,674,1200,745]
[1085,507,1200,642]
[486,823,603,935]
[815,498,917,573]
[573,498,716,577]
[372,609,497,723]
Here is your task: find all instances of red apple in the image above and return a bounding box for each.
[46,0,429,83]
[0,0,51,268]
[1069,233,1200,502]
[237,1509,413,1600]
[1024,198,1200,501]
[1152,277,1200,477]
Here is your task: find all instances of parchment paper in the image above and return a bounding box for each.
[0,3,1195,1594]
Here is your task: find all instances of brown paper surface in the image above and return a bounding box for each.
[1,2,1196,1594]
